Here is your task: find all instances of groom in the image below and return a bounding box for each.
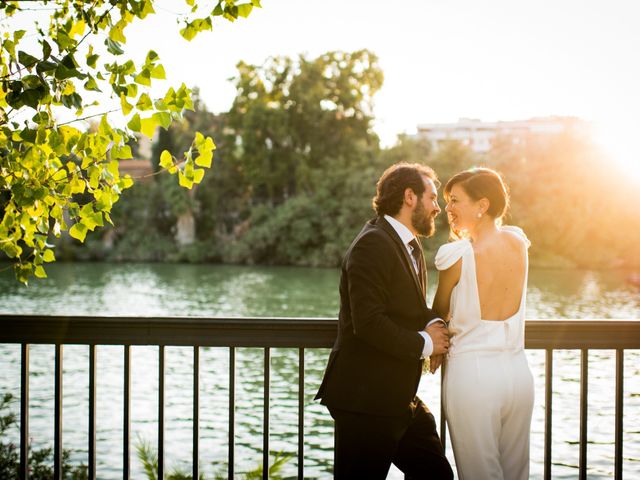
[316,162,453,479]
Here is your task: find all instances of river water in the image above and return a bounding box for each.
[0,263,639,479]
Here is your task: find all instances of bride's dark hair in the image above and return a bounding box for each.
[444,168,510,234]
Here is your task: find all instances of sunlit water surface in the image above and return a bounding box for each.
[0,263,639,479]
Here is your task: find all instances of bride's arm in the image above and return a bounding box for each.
[432,259,462,320]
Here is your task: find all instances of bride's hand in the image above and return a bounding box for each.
[430,354,444,374]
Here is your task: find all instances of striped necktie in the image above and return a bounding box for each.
[409,238,426,297]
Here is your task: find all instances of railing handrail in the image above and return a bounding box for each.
[0,315,639,349]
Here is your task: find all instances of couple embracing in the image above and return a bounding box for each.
[316,162,534,479]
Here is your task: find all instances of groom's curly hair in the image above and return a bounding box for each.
[372,162,439,217]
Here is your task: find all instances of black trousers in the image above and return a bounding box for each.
[329,397,453,480]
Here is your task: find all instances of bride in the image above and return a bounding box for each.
[431,167,534,479]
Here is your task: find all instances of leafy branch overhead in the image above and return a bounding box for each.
[0,0,260,283]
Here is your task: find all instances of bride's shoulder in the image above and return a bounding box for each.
[500,225,531,248]
[435,239,472,271]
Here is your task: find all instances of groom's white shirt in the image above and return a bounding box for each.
[384,215,440,358]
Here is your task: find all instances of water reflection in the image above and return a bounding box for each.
[0,263,638,478]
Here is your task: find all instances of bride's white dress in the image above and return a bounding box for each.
[435,226,534,480]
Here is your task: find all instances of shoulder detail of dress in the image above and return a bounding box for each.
[501,225,531,249]
[435,239,472,271]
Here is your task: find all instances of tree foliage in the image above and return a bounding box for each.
[74,50,387,267]
[45,45,639,271]
[0,0,260,283]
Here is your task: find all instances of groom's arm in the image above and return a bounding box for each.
[346,232,426,361]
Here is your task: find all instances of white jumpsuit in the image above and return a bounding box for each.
[435,226,534,480]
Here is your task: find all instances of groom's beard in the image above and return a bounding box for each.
[412,201,436,238]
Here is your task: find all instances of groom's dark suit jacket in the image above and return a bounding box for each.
[316,216,439,416]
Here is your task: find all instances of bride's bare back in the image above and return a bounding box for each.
[473,229,527,321]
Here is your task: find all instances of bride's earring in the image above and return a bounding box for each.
[477,212,482,219]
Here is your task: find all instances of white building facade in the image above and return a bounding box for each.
[416,117,589,153]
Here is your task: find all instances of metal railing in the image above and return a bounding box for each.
[1,315,639,480]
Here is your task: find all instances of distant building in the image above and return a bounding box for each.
[117,134,154,182]
[416,117,589,153]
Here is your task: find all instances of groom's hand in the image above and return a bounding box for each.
[429,354,444,373]
[425,322,450,355]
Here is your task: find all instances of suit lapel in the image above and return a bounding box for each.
[376,217,426,302]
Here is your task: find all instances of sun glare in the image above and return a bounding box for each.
[593,121,640,183]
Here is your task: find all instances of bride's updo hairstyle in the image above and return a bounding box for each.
[444,167,510,223]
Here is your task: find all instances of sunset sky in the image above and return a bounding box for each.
[123,0,640,175]
[10,0,640,177]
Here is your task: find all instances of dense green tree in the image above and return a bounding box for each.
[55,44,639,270]
[221,50,384,265]
[0,0,257,282]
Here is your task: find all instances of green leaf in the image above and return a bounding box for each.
[18,51,39,68]
[20,89,46,110]
[82,211,104,231]
[36,60,57,74]
[120,175,134,189]
[134,70,151,86]
[140,0,155,18]
[237,4,253,18]
[136,93,153,110]
[150,64,166,80]
[41,40,52,59]
[152,111,172,129]
[159,150,173,169]
[34,265,47,279]
[111,145,133,160]
[109,22,126,43]
[178,171,194,189]
[2,242,22,259]
[69,222,88,242]
[69,19,86,38]
[14,30,26,42]
[126,84,138,98]
[140,116,158,138]
[127,113,141,132]
[55,64,79,80]
[193,168,205,184]
[105,38,125,55]
[32,111,50,125]
[180,24,197,42]
[84,76,101,92]
[195,149,213,168]
[43,249,56,262]
[87,54,99,68]
[69,176,86,194]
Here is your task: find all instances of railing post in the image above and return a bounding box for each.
[229,347,235,478]
[20,343,29,480]
[298,348,305,479]
[544,348,553,480]
[615,349,623,480]
[263,347,271,480]
[193,346,200,480]
[54,344,63,480]
[123,345,131,480]
[89,344,97,480]
[579,349,588,480]
[158,345,165,480]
